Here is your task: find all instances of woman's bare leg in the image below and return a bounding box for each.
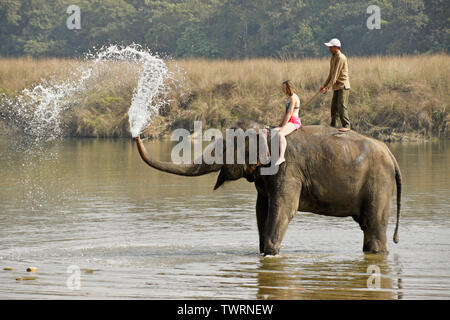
[275,123,296,166]
[275,134,287,166]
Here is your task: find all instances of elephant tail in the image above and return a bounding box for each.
[393,158,402,244]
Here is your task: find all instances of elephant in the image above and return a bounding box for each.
[134,119,402,256]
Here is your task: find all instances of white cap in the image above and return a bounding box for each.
[324,38,341,47]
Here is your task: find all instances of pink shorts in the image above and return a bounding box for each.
[288,116,302,129]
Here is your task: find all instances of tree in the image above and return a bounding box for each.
[0,0,447,58]
[175,24,219,58]
[0,0,22,55]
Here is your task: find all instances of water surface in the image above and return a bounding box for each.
[0,138,448,299]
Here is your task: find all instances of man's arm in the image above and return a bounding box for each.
[320,58,335,93]
[322,59,334,88]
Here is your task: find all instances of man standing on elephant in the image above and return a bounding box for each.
[319,38,351,132]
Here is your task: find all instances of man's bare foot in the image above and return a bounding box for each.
[339,127,351,132]
[275,157,285,166]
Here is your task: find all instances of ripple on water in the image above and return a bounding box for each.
[0,140,449,299]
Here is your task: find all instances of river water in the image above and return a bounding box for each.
[0,138,448,299]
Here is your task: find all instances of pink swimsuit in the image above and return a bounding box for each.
[288,115,302,129]
[286,101,302,129]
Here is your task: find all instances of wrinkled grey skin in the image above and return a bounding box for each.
[134,119,401,256]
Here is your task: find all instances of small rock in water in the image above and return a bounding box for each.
[81,268,94,274]
[16,276,38,281]
[3,267,14,271]
[26,267,38,272]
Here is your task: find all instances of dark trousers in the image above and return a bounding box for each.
[330,89,350,129]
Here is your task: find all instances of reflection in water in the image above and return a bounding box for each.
[221,254,399,300]
[0,138,448,299]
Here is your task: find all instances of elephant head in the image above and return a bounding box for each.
[134,119,275,189]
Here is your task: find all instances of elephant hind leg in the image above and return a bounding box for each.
[362,225,388,254]
[359,199,390,254]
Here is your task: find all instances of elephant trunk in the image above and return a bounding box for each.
[134,137,222,176]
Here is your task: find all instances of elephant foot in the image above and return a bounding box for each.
[363,228,388,254]
[363,239,388,254]
[259,242,265,255]
[263,247,280,256]
[363,249,389,255]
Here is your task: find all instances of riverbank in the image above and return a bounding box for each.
[1,54,449,141]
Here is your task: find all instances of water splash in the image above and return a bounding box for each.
[85,44,173,137]
[123,47,170,137]
[1,44,173,141]
[0,44,177,213]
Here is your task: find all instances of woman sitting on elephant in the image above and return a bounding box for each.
[273,80,302,166]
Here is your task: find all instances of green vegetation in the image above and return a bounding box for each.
[0,0,448,58]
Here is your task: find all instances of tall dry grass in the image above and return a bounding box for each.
[163,54,449,140]
[1,54,449,139]
[0,56,77,94]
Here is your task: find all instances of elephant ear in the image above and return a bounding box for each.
[213,128,270,190]
[243,129,271,179]
[213,160,264,191]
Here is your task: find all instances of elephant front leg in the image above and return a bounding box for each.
[256,193,268,254]
[263,188,300,256]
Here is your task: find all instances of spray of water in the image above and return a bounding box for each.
[1,44,173,141]
[0,44,177,213]
[124,48,170,137]
[85,44,173,137]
